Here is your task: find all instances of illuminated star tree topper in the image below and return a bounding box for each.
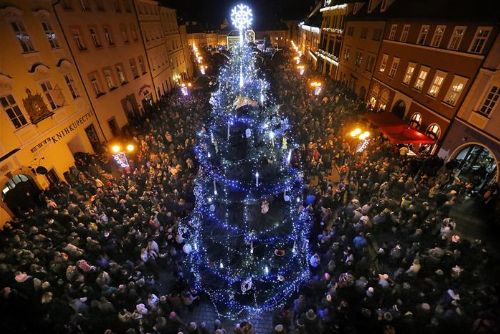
[231,4,253,45]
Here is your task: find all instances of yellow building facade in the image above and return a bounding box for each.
[0,1,98,225]
[54,0,156,140]
[160,7,189,84]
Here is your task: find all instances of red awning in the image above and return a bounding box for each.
[364,112,435,144]
[379,124,435,144]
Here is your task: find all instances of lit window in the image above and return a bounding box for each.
[72,28,86,50]
[40,81,59,110]
[426,123,441,140]
[103,69,116,89]
[129,58,139,78]
[469,27,492,54]
[64,74,80,98]
[444,75,468,106]
[400,24,410,42]
[409,112,422,128]
[120,24,129,43]
[416,25,429,45]
[0,94,28,129]
[388,57,400,78]
[414,66,429,91]
[388,24,397,40]
[355,51,363,67]
[379,54,388,72]
[103,26,114,45]
[428,71,447,97]
[344,47,350,61]
[430,25,446,47]
[138,56,146,74]
[478,86,499,117]
[116,64,127,84]
[89,72,103,96]
[402,62,416,85]
[11,20,36,53]
[89,27,101,48]
[448,26,466,50]
[41,21,60,49]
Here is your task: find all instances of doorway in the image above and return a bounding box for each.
[2,174,41,217]
[391,100,406,118]
[85,124,101,153]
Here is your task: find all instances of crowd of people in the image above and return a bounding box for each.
[0,47,498,334]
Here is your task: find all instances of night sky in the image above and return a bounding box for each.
[161,0,318,29]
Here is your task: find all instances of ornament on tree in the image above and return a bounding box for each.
[245,128,252,138]
[209,204,216,212]
[241,278,253,293]
[233,95,258,109]
[183,244,193,254]
[274,249,285,257]
[277,275,285,282]
[282,137,288,150]
[261,200,269,214]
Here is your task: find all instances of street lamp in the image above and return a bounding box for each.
[109,142,136,168]
[297,65,305,75]
[310,81,322,95]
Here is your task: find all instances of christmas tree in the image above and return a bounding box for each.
[180,4,310,318]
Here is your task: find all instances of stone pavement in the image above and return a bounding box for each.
[185,300,274,334]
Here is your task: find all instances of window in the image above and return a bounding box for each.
[448,26,466,50]
[414,66,429,91]
[64,74,80,98]
[1,95,28,129]
[347,26,354,36]
[388,57,400,78]
[72,28,86,50]
[115,64,127,84]
[409,112,422,128]
[360,27,368,39]
[430,25,446,47]
[428,71,446,97]
[129,58,139,78]
[80,0,91,11]
[469,27,492,54]
[95,0,105,11]
[355,51,363,67]
[113,0,122,12]
[344,47,350,61]
[123,0,132,12]
[120,24,129,43]
[11,21,35,53]
[388,24,397,40]
[131,24,138,41]
[89,72,103,96]
[478,86,499,117]
[89,27,102,48]
[41,21,59,49]
[103,69,116,90]
[372,28,382,41]
[138,56,146,74]
[426,123,441,140]
[417,25,429,45]
[400,24,410,42]
[365,55,375,72]
[103,26,114,46]
[444,76,467,106]
[379,54,388,72]
[40,81,58,110]
[61,0,73,10]
[402,62,416,85]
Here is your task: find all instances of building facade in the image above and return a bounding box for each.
[318,1,350,78]
[337,2,386,99]
[135,0,172,97]
[0,0,99,224]
[439,33,500,190]
[369,16,498,152]
[54,0,156,141]
[160,6,189,85]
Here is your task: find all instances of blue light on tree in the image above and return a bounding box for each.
[180,4,311,318]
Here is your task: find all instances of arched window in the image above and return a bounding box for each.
[409,112,422,129]
[453,143,498,190]
[426,123,441,140]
